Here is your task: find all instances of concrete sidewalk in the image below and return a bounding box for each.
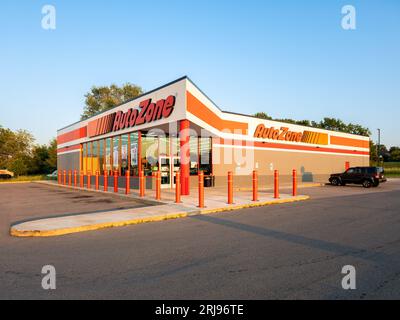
[10,181,310,237]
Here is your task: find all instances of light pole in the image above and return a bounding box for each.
[377,128,381,165]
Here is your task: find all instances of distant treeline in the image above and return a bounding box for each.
[0,126,56,176]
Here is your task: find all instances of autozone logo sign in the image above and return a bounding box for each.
[254,124,303,142]
[87,95,176,137]
[253,124,328,145]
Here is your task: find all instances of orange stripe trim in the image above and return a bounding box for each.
[330,136,369,148]
[57,127,87,145]
[187,91,248,133]
[57,144,81,154]
[214,138,369,155]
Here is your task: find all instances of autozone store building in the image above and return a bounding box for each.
[57,76,370,195]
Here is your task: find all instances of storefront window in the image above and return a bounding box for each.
[121,134,129,175]
[189,137,198,176]
[87,142,93,173]
[159,136,170,157]
[105,138,111,173]
[199,137,212,175]
[130,133,139,176]
[92,141,99,173]
[141,134,158,176]
[112,136,120,171]
[170,136,180,157]
[99,139,104,173]
[82,143,87,173]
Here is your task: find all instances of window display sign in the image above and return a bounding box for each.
[121,145,128,168]
[113,146,119,167]
[131,143,138,166]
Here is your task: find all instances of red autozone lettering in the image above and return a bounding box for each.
[88,95,176,137]
[112,95,175,132]
[254,124,302,142]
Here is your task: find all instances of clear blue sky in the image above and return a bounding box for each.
[1,0,399,147]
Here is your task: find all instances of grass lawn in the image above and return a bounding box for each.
[0,175,55,183]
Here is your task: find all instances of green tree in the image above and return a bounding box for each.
[0,126,34,172]
[46,138,57,171]
[389,148,400,162]
[27,138,57,174]
[254,112,272,120]
[81,83,143,120]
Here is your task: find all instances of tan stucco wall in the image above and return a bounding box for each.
[211,146,369,187]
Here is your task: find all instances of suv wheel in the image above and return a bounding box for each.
[331,178,340,186]
[362,179,372,188]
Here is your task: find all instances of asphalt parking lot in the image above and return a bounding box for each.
[1,179,399,299]
[0,182,152,242]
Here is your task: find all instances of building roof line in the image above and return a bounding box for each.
[58,75,189,132]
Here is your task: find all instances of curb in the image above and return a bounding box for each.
[200,195,310,214]
[0,181,36,185]
[10,195,310,238]
[236,183,323,192]
[10,212,190,237]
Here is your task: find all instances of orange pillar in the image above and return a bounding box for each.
[125,170,130,195]
[139,170,145,197]
[80,171,84,188]
[104,170,108,192]
[274,170,279,199]
[175,171,181,203]
[113,170,118,193]
[292,169,297,196]
[73,170,77,187]
[198,171,204,208]
[68,170,72,186]
[179,120,190,195]
[155,171,161,200]
[87,171,91,189]
[252,170,258,201]
[95,171,99,190]
[228,171,233,204]
[63,170,66,185]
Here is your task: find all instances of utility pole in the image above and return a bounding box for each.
[377,128,381,165]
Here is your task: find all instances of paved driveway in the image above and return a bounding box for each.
[0,179,399,299]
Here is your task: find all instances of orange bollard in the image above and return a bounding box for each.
[114,170,118,193]
[175,171,181,203]
[274,170,279,199]
[104,170,108,192]
[139,170,145,197]
[292,169,297,196]
[73,170,77,187]
[125,170,130,195]
[80,171,84,188]
[228,171,233,204]
[63,170,66,185]
[198,171,204,208]
[252,170,258,201]
[58,171,61,184]
[95,171,99,190]
[155,171,161,200]
[68,170,72,186]
[87,171,91,189]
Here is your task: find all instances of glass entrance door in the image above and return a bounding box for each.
[159,156,180,189]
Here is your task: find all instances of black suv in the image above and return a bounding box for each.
[329,167,387,188]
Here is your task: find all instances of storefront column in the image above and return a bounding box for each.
[180,119,190,195]
[138,131,142,174]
